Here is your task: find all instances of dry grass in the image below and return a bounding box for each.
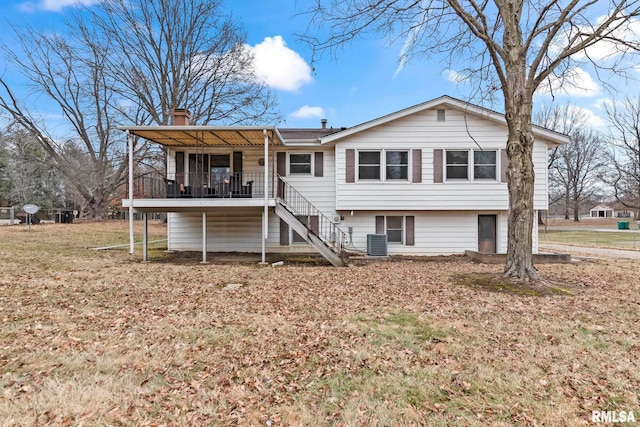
[1,221,639,426]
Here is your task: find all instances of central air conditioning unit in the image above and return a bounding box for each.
[367,234,388,257]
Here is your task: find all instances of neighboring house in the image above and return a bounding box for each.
[589,203,635,219]
[120,96,568,266]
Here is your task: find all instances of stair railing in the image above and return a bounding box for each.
[277,176,347,259]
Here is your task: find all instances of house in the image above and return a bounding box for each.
[589,203,635,219]
[119,96,569,266]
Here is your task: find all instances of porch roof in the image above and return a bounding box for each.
[117,125,284,147]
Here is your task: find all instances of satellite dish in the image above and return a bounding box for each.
[23,204,39,214]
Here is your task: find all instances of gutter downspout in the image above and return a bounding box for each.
[128,130,134,254]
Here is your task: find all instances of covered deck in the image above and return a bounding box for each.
[119,123,285,263]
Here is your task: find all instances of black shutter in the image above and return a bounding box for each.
[375,216,385,234]
[501,148,508,183]
[433,149,443,183]
[412,149,422,183]
[175,151,184,184]
[233,151,243,174]
[406,216,415,246]
[345,149,355,183]
[314,152,324,177]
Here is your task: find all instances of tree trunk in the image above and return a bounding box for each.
[504,116,538,280]
[502,35,538,280]
[86,197,107,220]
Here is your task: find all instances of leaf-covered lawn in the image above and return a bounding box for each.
[1,221,638,426]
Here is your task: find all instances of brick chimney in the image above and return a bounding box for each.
[321,118,327,129]
[173,108,191,126]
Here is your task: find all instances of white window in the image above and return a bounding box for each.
[445,150,498,181]
[474,151,497,180]
[358,151,381,180]
[446,150,469,180]
[358,150,409,181]
[289,153,312,175]
[386,151,408,180]
[386,216,404,243]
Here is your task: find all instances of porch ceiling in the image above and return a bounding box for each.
[118,126,284,147]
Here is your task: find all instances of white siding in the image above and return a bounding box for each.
[338,210,510,255]
[335,107,552,211]
[165,146,337,254]
[279,147,336,216]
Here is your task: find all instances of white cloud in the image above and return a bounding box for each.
[536,67,601,97]
[246,36,312,92]
[17,0,98,12]
[573,105,607,128]
[290,105,325,119]
[445,69,468,84]
[549,15,640,62]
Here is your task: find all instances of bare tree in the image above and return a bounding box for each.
[77,0,279,126]
[0,0,280,218]
[536,104,608,221]
[604,96,640,219]
[0,30,132,218]
[305,1,640,280]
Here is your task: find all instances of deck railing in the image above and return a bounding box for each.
[130,172,266,199]
[277,176,347,259]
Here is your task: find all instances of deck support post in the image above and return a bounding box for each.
[201,211,208,264]
[127,130,135,254]
[262,129,269,264]
[142,212,148,262]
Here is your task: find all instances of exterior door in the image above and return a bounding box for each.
[478,215,497,253]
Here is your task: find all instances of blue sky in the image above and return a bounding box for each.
[2,0,630,132]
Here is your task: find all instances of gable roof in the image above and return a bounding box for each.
[320,95,570,146]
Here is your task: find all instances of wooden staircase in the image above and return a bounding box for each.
[275,177,348,267]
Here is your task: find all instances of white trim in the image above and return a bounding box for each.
[320,95,570,146]
[128,130,135,255]
[355,149,411,182]
[287,152,314,176]
[444,149,499,182]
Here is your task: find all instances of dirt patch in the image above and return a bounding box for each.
[452,272,578,296]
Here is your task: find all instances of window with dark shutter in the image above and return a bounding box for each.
[386,216,403,243]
